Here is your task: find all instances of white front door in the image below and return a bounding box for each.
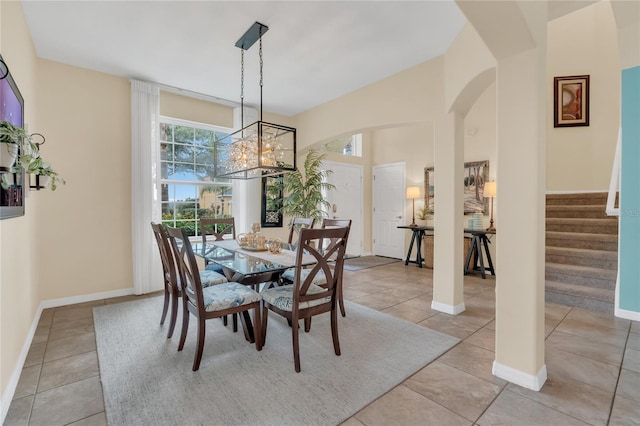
[323,161,363,256]
[373,163,405,258]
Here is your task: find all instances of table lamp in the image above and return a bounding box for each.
[406,186,420,227]
[484,181,496,231]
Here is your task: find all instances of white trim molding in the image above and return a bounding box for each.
[40,288,135,309]
[615,307,640,322]
[492,361,547,391]
[431,300,465,315]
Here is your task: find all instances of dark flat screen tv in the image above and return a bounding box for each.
[0,54,26,219]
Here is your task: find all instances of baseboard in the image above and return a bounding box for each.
[615,307,640,321]
[431,300,465,315]
[40,288,135,309]
[1,305,43,424]
[492,361,547,391]
[1,287,134,424]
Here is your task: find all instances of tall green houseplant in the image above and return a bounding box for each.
[281,150,335,224]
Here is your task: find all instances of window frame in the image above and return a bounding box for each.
[158,116,233,237]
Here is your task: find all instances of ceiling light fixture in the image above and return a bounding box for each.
[214,22,297,179]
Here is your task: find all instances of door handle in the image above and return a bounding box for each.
[395,216,402,219]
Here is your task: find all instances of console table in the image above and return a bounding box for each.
[463,229,496,279]
[397,225,433,268]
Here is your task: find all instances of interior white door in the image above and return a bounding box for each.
[373,163,405,258]
[323,161,363,256]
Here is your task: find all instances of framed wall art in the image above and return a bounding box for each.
[554,75,590,127]
[424,160,490,215]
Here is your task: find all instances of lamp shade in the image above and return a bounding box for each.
[484,181,496,197]
[406,186,420,199]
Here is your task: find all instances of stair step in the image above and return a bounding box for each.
[545,263,616,290]
[546,218,618,235]
[546,205,610,219]
[545,246,618,270]
[546,231,618,251]
[546,192,609,206]
[545,280,614,314]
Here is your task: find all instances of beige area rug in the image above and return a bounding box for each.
[343,255,401,271]
[94,297,458,426]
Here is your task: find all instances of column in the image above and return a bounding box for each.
[493,46,546,390]
[432,111,465,314]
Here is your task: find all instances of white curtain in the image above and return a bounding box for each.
[131,80,162,294]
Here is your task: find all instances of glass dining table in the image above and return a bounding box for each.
[191,239,322,343]
[192,239,318,287]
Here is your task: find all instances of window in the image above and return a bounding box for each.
[323,133,362,157]
[159,117,232,236]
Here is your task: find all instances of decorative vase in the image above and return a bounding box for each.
[472,212,483,230]
[0,144,19,169]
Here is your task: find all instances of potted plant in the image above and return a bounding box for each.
[416,204,433,226]
[280,149,335,224]
[26,157,65,191]
[0,120,64,190]
[0,121,35,169]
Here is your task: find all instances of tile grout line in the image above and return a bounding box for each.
[605,322,632,425]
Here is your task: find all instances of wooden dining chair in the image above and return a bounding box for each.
[261,228,349,373]
[201,217,236,272]
[281,219,352,317]
[287,217,315,245]
[260,226,349,372]
[166,226,262,371]
[151,222,228,339]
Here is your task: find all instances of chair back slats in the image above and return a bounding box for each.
[201,218,236,243]
[167,226,204,312]
[288,217,315,245]
[294,227,349,305]
[320,218,352,259]
[151,222,178,291]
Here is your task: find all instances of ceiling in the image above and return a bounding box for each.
[21,1,467,116]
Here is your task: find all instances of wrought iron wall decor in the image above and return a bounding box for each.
[261,174,283,227]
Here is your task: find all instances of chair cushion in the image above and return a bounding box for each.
[199,270,228,288]
[281,268,327,286]
[204,263,224,274]
[202,282,261,312]
[261,284,330,311]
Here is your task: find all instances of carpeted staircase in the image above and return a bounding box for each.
[545,192,618,313]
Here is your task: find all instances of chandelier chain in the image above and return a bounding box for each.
[259,36,263,88]
[240,49,244,103]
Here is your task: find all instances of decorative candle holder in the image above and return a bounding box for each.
[268,238,282,254]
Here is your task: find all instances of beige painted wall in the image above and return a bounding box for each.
[160,91,234,128]
[1,0,41,401]
[295,57,446,151]
[546,2,620,191]
[34,60,132,300]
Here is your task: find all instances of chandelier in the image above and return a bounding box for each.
[214,22,296,179]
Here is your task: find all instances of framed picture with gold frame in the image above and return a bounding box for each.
[554,75,590,127]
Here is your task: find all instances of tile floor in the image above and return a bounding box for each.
[4,262,640,425]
